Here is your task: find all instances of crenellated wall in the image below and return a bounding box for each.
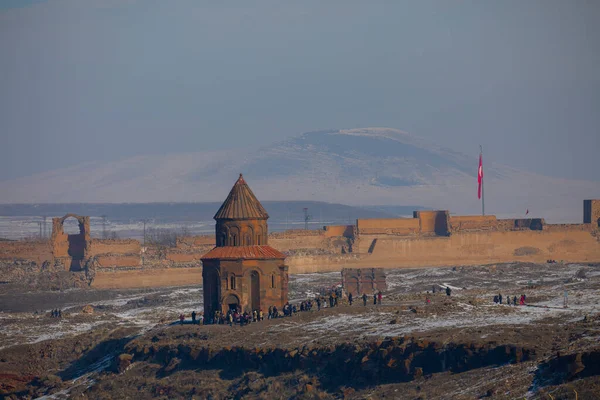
[449,215,498,232]
[357,218,420,236]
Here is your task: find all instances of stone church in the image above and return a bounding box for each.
[201,174,288,317]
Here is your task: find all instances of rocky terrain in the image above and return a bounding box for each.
[0,262,599,399]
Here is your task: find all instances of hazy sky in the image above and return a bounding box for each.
[1,0,598,182]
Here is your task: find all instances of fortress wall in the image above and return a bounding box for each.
[413,211,449,235]
[270,229,324,238]
[0,241,53,265]
[92,239,141,256]
[269,235,328,252]
[165,251,204,263]
[583,199,600,226]
[323,225,354,237]
[285,253,362,274]
[95,255,141,268]
[360,230,600,267]
[90,239,142,268]
[92,267,203,289]
[176,235,215,248]
[450,215,498,232]
[497,219,517,231]
[357,218,420,235]
[544,223,594,232]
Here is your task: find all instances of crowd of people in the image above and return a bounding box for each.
[493,293,527,306]
[49,309,62,318]
[176,287,387,327]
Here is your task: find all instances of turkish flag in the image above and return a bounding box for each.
[477,154,484,199]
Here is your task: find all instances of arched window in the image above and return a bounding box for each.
[229,226,240,246]
[219,228,229,246]
[271,274,276,288]
[230,275,236,290]
[246,225,254,245]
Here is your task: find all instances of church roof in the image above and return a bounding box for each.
[213,174,269,220]
[201,245,286,260]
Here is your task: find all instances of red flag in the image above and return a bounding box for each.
[477,153,483,199]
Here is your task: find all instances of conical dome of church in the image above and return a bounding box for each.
[213,174,269,220]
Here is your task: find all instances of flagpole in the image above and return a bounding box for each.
[480,145,485,216]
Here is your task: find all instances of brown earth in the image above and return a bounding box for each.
[1,262,599,399]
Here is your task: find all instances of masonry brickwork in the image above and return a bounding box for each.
[201,175,288,317]
[341,268,387,296]
[584,199,600,228]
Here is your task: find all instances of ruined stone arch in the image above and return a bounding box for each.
[51,214,91,271]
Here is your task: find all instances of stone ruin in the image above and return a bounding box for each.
[341,267,387,296]
[51,213,91,271]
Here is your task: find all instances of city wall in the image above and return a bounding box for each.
[0,240,53,265]
[1,200,599,288]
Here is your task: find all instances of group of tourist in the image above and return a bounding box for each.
[49,309,62,318]
[176,289,388,327]
[493,293,527,306]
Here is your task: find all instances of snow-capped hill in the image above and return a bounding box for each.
[1,128,598,222]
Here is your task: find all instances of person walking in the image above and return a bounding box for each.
[348,292,353,306]
[191,311,197,324]
[377,292,382,305]
[179,314,185,324]
[373,293,377,305]
[268,306,273,320]
[498,294,503,304]
[446,286,451,296]
[316,297,321,311]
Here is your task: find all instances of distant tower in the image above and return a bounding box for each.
[201,174,288,317]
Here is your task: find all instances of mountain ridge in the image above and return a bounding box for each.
[1,128,598,223]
